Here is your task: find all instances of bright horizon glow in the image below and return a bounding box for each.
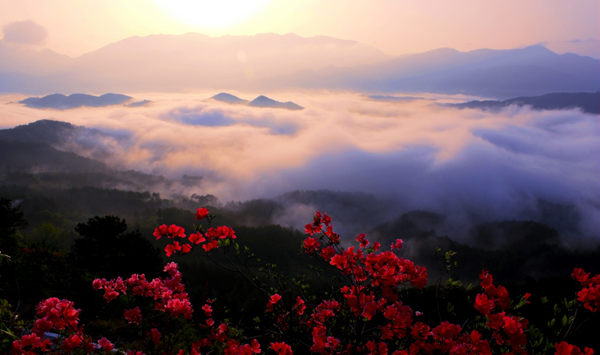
[0,1,597,59]
[154,0,271,28]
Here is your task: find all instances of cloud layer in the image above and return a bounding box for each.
[2,91,598,241]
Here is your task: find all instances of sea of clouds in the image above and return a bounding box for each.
[1,90,598,242]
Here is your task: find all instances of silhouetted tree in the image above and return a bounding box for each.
[72,216,162,280]
[0,198,28,257]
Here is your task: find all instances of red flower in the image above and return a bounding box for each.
[271,342,293,355]
[35,298,81,331]
[150,328,161,345]
[572,268,600,312]
[361,301,379,320]
[474,294,494,315]
[555,341,594,355]
[12,333,51,354]
[391,239,403,250]
[189,232,205,244]
[373,241,381,251]
[165,242,183,257]
[356,233,369,248]
[168,224,186,238]
[267,293,282,311]
[196,207,209,220]
[153,224,169,240]
[294,296,306,315]
[61,334,83,352]
[320,246,336,261]
[97,337,114,353]
[303,237,320,253]
[216,225,236,239]
[202,304,213,317]
[305,223,316,236]
[202,240,219,252]
[322,213,331,226]
[123,307,142,325]
[479,269,493,288]
[250,339,261,353]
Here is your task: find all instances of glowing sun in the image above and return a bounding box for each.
[155,0,271,28]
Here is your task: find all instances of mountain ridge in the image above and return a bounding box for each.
[0,32,597,97]
[282,45,600,98]
[444,91,600,114]
[19,93,132,109]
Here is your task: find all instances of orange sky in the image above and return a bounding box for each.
[1,0,598,58]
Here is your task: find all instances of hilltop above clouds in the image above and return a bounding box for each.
[210,93,303,110]
[19,93,132,109]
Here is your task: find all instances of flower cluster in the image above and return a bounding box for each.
[473,270,528,354]
[11,298,115,354]
[154,208,236,256]
[11,208,598,355]
[298,212,504,354]
[93,261,193,320]
[572,268,600,312]
[11,333,52,354]
[555,341,594,355]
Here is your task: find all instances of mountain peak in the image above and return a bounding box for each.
[210,93,248,104]
[248,96,303,110]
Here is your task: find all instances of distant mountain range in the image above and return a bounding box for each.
[445,92,600,114]
[0,33,598,98]
[367,95,429,103]
[210,93,303,110]
[0,33,390,93]
[19,93,131,109]
[286,46,600,98]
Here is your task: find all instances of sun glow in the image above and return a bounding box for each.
[154,0,271,28]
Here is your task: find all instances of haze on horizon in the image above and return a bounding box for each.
[0,0,598,58]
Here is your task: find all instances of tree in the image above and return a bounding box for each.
[72,216,162,280]
[0,198,28,258]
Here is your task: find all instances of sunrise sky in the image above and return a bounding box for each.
[1,0,598,58]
